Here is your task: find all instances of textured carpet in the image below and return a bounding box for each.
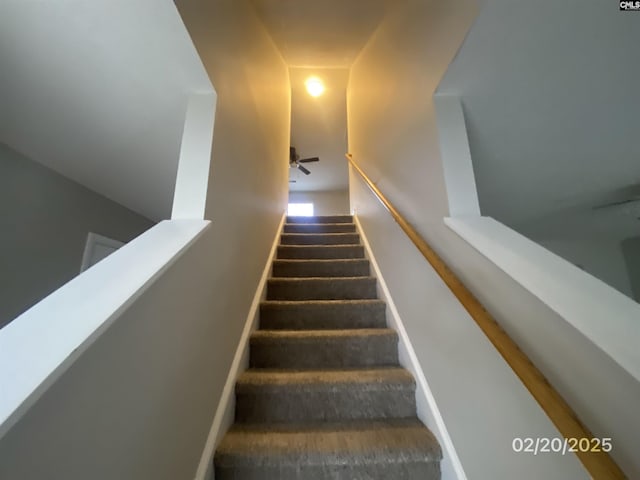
[214,216,441,479]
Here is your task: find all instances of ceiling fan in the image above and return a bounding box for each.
[289,146,319,176]
[592,184,640,212]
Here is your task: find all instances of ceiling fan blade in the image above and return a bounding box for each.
[289,147,297,163]
[297,165,311,175]
[592,198,640,210]
[298,157,320,163]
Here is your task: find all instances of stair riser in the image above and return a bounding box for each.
[284,223,356,233]
[272,260,370,278]
[280,233,360,245]
[215,462,440,480]
[277,245,364,259]
[250,335,398,369]
[235,388,416,423]
[287,215,353,224]
[267,279,377,301]
[259,302,387,330]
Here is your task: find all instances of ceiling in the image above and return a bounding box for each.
[0,1,211,221]
[437,0,640,242]
[251,0,395,193]
[0,0,395,217]
[289,68,349,192]
[250,0,394,68]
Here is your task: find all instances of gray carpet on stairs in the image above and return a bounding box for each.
[259,300,387,330]
[280,233,360,245]
[249,328,399,369]
[272,259,371,278]
[283,222,356,233]
[277,244,365,259]
[214,216,441,479]
[267,276,378,301]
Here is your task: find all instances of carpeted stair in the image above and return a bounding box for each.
[214,215,441,479]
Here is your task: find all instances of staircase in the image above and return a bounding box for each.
[214,215,441,479]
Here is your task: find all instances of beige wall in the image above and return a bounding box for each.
[0,1,291,478]
[348,0,638,477]
[288,68,350,192]
[289,190,349,216]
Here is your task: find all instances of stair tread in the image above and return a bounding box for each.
[251,328,397,340]
[284,224,357,235]
[278,245,364,251]
[267,277,377,301]
[216,418,441,466]
[237,367,413,388]
[279,244,361,247]
[273,258,368,263]
[284,222,356,227]
[259,300,387,330]
[261,299,384,305]
[269,276,376,281]
[272,259,370,274]
[280,233,360,246]
[277,244,365,260]
[287,216,353,224]
[281,232,358,236]
[250,328,399,369]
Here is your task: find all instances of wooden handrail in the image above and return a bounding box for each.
[346,153,626,479]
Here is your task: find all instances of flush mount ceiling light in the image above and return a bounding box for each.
[305,77,325,97]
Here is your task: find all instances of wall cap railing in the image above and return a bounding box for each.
[346,153,626,480]
[0,220,211,441]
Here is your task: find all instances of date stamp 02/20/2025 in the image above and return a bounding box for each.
[512,437,613,456]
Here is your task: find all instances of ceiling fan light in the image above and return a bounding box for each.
[305,77,325,97]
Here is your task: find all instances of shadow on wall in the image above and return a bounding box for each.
[0,143,154,328]
[622,237,640,302]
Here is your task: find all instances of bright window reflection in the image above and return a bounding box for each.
[288,203,314,217]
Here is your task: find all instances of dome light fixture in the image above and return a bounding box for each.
[305,77,325,97]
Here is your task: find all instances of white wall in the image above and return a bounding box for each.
[351,174,588,480]
[437,0,640,229]
[538,238,633,298]
[289,190,350,215]
[172,92,217,220]
[348,0,640,476]
[0,1,212,221]
[435,0,640,305]
[0,227,218,479]
[289,67,349,191]
[0,143,154,328]
[0,0,291,477]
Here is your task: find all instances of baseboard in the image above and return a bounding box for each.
[193,212,286,480]
[354,215,466,480]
